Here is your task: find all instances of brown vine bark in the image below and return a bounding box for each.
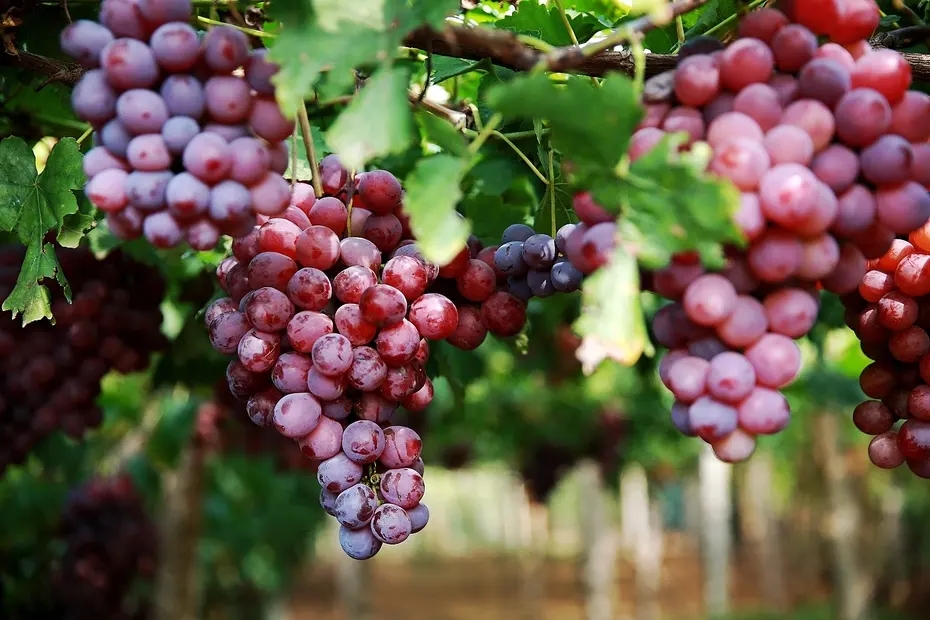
[403,28,930,82]
[6,15,930,85]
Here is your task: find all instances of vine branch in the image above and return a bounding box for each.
[8,3,930,93]
[403,19,930,82]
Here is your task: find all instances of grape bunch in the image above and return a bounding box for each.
[843,236,930,478]
[204,157,530,557]
[61,0,293,249]
[53,474,157,620]
[630,1,930,463]
[490,221,590,300]
[0,246,167,473]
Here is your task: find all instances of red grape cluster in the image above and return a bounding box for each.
[630,1,930,463]
[0,246,167,473]
[61,0,293,249]
[844,235,930,477]
[204,157,529,558]
[53,474,157,620]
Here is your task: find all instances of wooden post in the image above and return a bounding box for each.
[578,459,619,620]
[699,443,732,618]
[153,441,207,620]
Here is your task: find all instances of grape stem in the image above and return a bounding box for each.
[195,15,272,38]
[578,0,711,59]
[518,34,556,53]
[76,125,93,146]
[492,131,549,185]
[675,15,686,44]
[467,112,503,155]
[407,90,468,129]
[629,33,646,96]
[547,148,557,237]
[296,103,324,199]
[685,0,767,44]
[889,0,924,27]
[414,93,554,184]
[552,0,580,47]
[289,130,298,189]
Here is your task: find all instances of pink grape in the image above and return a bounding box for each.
[666,356,710,404]
[745,333,801,389]
[342,420,385,464]
[706,352,756,404]
[688,396,739,442]
[716,295,768,349]
[272,392,322,438]
[763,288,819,338]
[737,387,791,435]
[298,415,344,460]
[712,430,757,463]
[682,274,737,327]
[379,467,425,509]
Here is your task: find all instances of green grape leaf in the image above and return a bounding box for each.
[0,137,84,324]
[684,0,738,37]
[431,56,487,84]
[467,152,521,196]
[268,0,458,113]
[496,1,608,46]
[535,178,576,234]
[462,193,532,244]
[325,66,415,171]
[284,125,331,182]
[574,246,652,374]
[584,135,742,268]
[58,197,99,248]
[416,110,468,156]
[2,242,68,325]
[878,14,901,28]
[564,0,629,24]
[487,73,642,168]
[403,154,470,265]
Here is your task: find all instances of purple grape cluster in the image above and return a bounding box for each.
[631,4,930,464]
[53,474,157,619]
[490,222,586,300]
[0,246,167,473]
[61,0,293,249]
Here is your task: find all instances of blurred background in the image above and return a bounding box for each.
[2,273,929,620]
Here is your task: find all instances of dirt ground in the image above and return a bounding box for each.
[286,536,831,620]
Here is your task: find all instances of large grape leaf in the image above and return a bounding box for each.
[325,67,415,170]
[486,73,643,168]
[403,154,471,265]
[585,135,742,268]
[566,0,631,23]
[574,246,652,373]
[0,137,84,324]
[496,1,610,45]
[684,0,739,38]
[267,0,459,113]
